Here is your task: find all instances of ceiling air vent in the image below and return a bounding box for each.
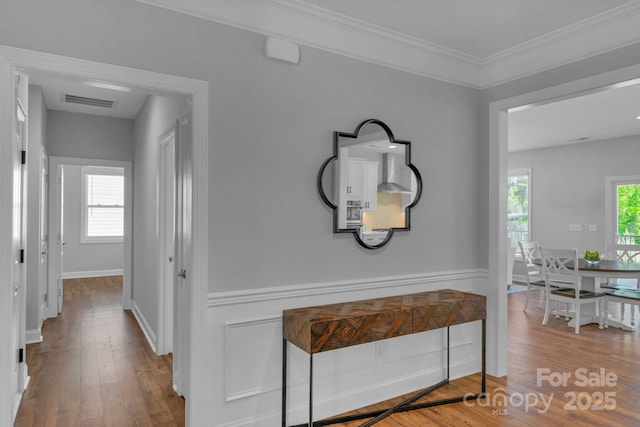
[64,94,115,109]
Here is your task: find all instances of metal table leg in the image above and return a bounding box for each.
[282,339,287,427]
[284,320,486,427]
[309,354,314,427]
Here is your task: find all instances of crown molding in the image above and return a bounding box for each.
[138,0,640,89]
[480,1,640,87]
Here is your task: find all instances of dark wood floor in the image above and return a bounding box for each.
[329,289,640,426]
[15,276,185,427]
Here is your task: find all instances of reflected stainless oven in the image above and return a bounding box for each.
[346,200,363,227]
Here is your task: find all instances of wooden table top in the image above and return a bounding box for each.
[283,289,486,354]
[577,259,640,273]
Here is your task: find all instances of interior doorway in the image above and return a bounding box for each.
[48,158,132,318]
[491,64,640,379]
[0,45,209,426]
[158,126,176,356]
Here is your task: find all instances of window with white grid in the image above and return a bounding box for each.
[81,166,124,243]
[508,168,531,252]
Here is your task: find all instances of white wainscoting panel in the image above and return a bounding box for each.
[224,316,283,401]
[208,269,488,427]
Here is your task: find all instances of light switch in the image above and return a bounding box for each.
[588,224,597,232]
[569,224,582,232]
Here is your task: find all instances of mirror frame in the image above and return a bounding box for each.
[317,119,422,249]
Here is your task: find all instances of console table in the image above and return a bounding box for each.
[282,289,486,427]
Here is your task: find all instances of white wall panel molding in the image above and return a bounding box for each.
[208,269,488,426]
[209,269,487,307]
[138,0,640,88]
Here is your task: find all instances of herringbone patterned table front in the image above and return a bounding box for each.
[283,289,486,353]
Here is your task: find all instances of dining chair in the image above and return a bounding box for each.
[540,247,604,334]
[518,241,547,311]
[602,243,640,326]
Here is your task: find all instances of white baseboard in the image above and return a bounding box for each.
[131,300,157,354]
[25,329,42,344]
[206,269,488,427]
[62,269,123,279]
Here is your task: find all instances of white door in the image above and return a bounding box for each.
[11,71,28,416]
[173,112,192,398]
[56,165,65,313]
[159,128,176,355]
[39,150,49,321]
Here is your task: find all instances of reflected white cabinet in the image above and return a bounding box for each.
[348,159,378,211]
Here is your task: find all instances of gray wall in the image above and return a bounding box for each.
[133,95,187,337]
[46,111,134,275]
[47,111,134,161]
[3,1,640,423]
[0,0,483,294]
[509,135,640,253]
[209,40,482,291]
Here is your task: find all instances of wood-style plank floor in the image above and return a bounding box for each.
[15,283,640,426]
[15,276,185,427]
[326,289,640,426]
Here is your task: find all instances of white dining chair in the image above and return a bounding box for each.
[540,247,604,334]
[602,243,640,326]
[518,241,547,311]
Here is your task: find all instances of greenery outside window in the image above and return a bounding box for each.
[508,168,531,251]
[617,183,640,244]
[81,166,125,243]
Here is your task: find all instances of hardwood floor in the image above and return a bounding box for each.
[15,276,185,427]
[15,283,640,426]
[326,289,640,426]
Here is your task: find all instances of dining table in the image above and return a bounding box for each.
[568,259,640,331]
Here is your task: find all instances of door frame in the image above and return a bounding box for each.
[39,148,49,326]
[157,125,176,356]
[0,45,209,426]
[489,63,640,378]
[47,157,133,316]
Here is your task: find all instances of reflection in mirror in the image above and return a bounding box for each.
[318,119,422,249]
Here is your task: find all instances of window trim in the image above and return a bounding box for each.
[80,165,125,244]
[508,167,532,252]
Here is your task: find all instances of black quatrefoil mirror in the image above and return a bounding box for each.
[317,119,422,249]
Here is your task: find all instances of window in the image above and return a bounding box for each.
[81,166,124,243]
[508,168,531,250]
[617,183,640,243]
[606,175,640,245]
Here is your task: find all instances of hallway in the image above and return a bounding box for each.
[15,276,185,426]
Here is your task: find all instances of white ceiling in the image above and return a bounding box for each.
[301,0,632,59]
[24,1,640,149]
[509,79,640,152]
[27,69,148,120]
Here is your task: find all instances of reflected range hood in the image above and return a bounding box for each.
[378,153,412,193]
